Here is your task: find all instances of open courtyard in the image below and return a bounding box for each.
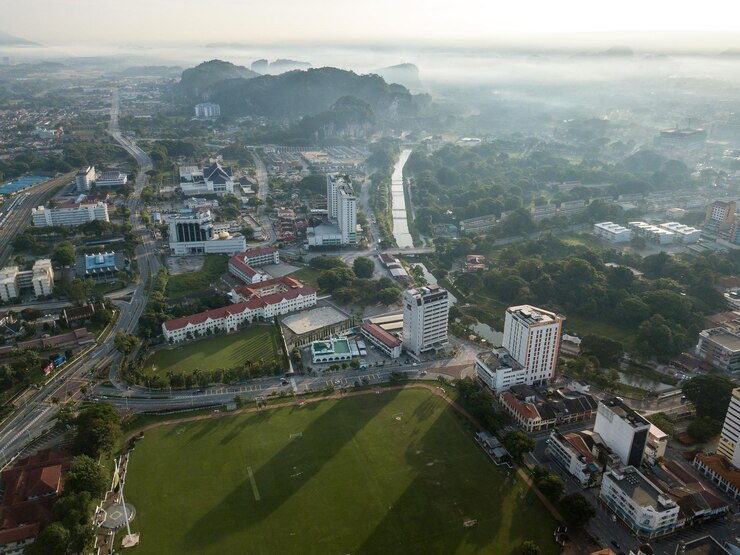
[122,388,559,554]
[143,326,283,376]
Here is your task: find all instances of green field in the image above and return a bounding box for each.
[165,254,228,299]
[143,326,282,375]
[122,389,559,555]
[292,267,323,289]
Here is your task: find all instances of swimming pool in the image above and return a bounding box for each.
[0,175,48,195]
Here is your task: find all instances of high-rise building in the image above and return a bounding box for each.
[502,305,564,386]
[594,397,650,467]
[194,102,221,118]
[308,174,357,247]
[31,202,109,227]
[168,210,246,255]
[402,285,449,357]
[75,166,95,192]
[337,186,357,245]
[717,388,740,468]
[705,200,736,228]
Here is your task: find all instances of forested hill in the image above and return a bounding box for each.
[178,60,260,100]
[189,66,426,119]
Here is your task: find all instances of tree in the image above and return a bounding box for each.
[502,431,535,463]
[114,332,140,355]
[65,455,108,497]
[647,412,676,436]
[682,375,735,422]
[519,541,540,555]
[74,403,121,459]
[560,493,595,528]
[51,241,75,267]
[240,226,255,240]
[352,256,375,279]
[535,474,564,501]
[91,308,113,326]
[317,267,355,291]
[64,278,95,306]
[581,334,624,367]
[687,417,722,443]
[27,522,70,555]
[378,287,401,305]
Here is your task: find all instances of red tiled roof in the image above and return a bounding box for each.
[228,255,260,278]
[563,433,597,464]
[361,322,401,348]
[0,523,39,545]
[243,246,277,258]
[232,276,304,299]
[500,392,540,421]
[164,286,315,332]
[695,453,740,490]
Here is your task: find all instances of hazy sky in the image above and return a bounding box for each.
[4,0,740,50]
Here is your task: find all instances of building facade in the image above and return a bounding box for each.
[75,166,95,191]
[599,466,680,539]
[94,171,127,188]
[546,430,602,487]
[0,260,54,301]
[195,102,221,118]
[594,222,632,243]
[717,388,740,468]
[502,305,564,386]
[360,322,402,359]
[162,286,316,343]
[168,210,246,256]
[402,286,449,356]
[31,202,109,227]
[695,328,740,372]
[308,174,357,247]
[179,162,234,195]
[593,397,651,467]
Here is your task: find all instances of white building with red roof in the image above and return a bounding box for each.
[546,430,603,487]
[163,284,316,343]
[360,322,402,358]
[228,247,280,284]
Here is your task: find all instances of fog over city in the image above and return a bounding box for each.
[1,2,740,555]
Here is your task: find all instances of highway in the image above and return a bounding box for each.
[0,88,159,466]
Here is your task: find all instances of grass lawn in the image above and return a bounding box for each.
[122,389,559,555]
[292,267,323,289]
[165,254,228,300]
[563,314,637,349]
[143,326,282,375]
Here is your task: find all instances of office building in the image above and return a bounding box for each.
[75,166,95,191]
[0,260,54,301]
[307,174,357,247]
[717,388,740,468]
[179,162,235,195]
[594,397,651,467]
[599,466,680,539]
[594,222,632,243]
[168,210,246,255]
[402,286,449,356]
[75,252,126,284]
[695,328,740,372]
[629,221,675,244]
[194,102,221,118]
[94,171,128,188]
[32,202,109,227]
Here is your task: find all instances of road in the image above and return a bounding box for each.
[0,88,160,466]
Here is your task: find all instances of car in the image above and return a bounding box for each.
[611,541,620,549]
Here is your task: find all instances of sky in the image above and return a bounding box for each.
[3,0,740,51]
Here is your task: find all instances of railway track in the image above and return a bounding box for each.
[0,171,75,267]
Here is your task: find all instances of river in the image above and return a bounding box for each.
[391,149,414,248]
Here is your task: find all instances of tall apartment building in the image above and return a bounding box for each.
[0,259,54,301]
[594,397,650,467]
[308,174,357,247]
[168,210,246,256]
[31,202,109,228]
[705,200,736,227]
[75,166,95,192]
[194,102,221,118]
[402,285,449,357]
[476,305,564,391]
[717,388,740,468]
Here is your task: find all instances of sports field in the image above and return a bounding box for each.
[122,388,559,554]
[143,326,282,375]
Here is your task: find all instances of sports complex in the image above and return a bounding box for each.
[120,387,559,554]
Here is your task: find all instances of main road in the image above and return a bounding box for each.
[0,88,160,466]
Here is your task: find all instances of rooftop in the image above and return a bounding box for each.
[700,328,740,351]
[607,466,676,510]
[601,397,650,428]
[282,306,350,336]
[360,322,401,348]
[507,305,561,325]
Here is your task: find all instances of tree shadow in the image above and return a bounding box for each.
[181,388,403,550]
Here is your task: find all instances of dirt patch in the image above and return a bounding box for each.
[167,255,205,275]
